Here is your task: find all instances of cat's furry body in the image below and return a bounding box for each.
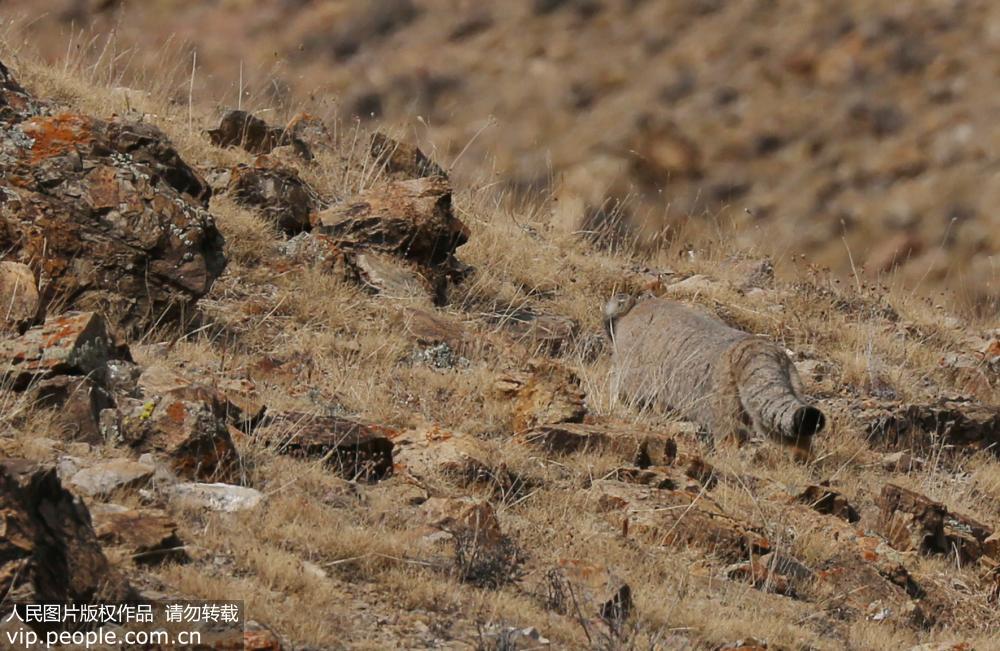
[607,296,824,445]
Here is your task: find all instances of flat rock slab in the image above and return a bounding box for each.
[588,479,770,561]
[878,483,996,563]
[91,504,186,564]
[355,252,437,304]
[518,420,689,468]
[168,482,265,513]
[864,400,1000,452]
[68,458,154,497]
[392,425,508,490]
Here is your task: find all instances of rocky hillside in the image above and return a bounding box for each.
[1,39,1000,651]
[4,0,999,314]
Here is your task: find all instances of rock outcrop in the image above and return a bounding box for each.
[609,297,825,449]
[0,460,131,613]
[0,60,225,335]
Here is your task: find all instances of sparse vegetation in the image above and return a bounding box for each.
[1,11,999,651]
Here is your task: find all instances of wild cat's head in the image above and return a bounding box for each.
[603,293,636,337]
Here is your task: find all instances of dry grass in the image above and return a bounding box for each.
[2,27,999,651]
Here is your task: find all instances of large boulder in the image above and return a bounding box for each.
[0,460,131,614]
[0,61,225,335]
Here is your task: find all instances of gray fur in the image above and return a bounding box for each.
[609,296,824,443]
[603,293,636,339]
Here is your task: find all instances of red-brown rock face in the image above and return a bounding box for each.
[0,60,225,336]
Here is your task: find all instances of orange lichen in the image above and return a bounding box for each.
[20,114,95,163]
[166,400,188,424]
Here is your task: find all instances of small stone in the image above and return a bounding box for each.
[0,261,39,333]
[168,482,265,513]
[227,158,322,235]
[31,376,114,443]
[795,484,860,523]
[207,110,285,155]
[370,132,446,180]
[880,451,924,472]
[301,560,328,580]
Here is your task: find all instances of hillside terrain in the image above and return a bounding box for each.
[3,0,999,313]
[1,14,1000,651]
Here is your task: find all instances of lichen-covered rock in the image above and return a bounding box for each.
[0,311,127,389]
[0,62,225,335]
[110,396,239,481]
